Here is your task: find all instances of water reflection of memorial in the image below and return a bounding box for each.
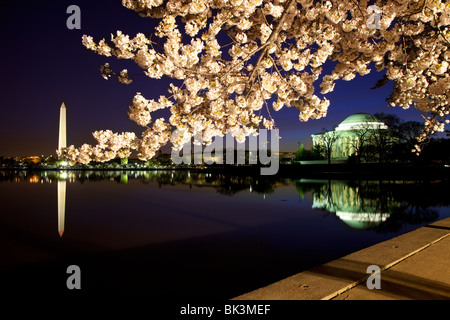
[296,179,445,230]
[304,179,400,229]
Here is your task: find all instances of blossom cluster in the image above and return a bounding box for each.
[58,131,138,164]
[64,0,449,163]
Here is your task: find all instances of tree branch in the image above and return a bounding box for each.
[245,0,297,94]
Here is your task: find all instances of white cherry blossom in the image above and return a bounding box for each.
[62,0,450,163]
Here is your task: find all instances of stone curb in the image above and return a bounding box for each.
[321,232,450,300]
[234,217,450,300]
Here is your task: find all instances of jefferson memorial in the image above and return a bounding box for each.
[311,113,389,160]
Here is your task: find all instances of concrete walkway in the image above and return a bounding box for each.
[234,217,450,300]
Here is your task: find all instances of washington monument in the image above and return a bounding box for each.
[58,102,66,151]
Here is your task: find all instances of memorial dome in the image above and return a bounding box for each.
[340,113,381,124]
[335,113,388,131]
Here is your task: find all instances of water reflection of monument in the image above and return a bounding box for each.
[57,103,67,237]
[58,179,66,237]
[50,170,279,236]
[305,179,401,229]
[56,172,71,237]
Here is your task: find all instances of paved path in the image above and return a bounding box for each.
[234,217,450,300]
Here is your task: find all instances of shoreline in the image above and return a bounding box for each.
[1,163,449,180]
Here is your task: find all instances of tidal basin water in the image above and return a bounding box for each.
[1,170,449,298]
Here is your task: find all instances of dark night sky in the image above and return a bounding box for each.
[0,0,426,157]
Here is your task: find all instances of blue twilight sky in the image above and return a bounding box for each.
[0,0,426,156]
